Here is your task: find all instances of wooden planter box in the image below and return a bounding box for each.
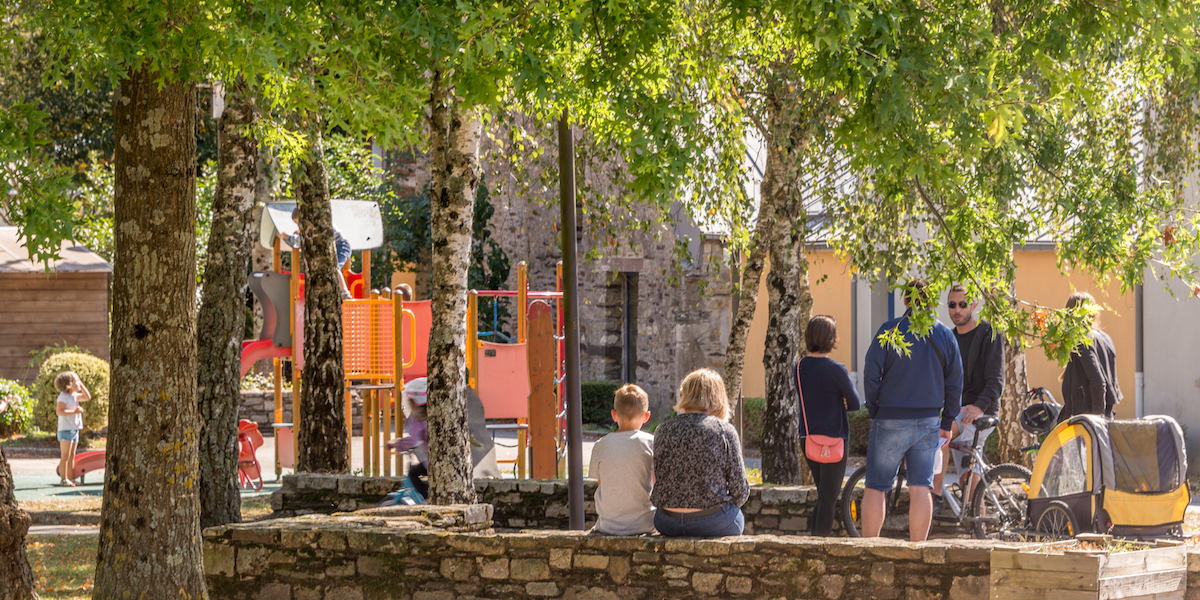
[990,536,1186,600]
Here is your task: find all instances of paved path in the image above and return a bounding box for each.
[10,430,600,502]
[29,525,100,536]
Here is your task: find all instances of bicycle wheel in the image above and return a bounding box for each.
[841,466,867,537]
[969,463,1032,540]
[1035,500,1079,539]
[840,464,905,537]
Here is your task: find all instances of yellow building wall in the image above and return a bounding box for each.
[740,248,1136,420]
[1013,250,1137,419]
[742,250,855,399]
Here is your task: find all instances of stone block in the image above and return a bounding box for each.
[356,556,383,577]
[949,575,988,600]
[757,516,779,529]
[308,474,339,490]
[609,556,630,583]
[946,547,990,564]
[692,572,724,595]
[203,526,228,539]
[821,574,845,599]
[550,548,574,570]
[692,540,731,557]
[233,528,280,545]
[663,540,695,553]
[511,558,551,580]
[337,500,358,512]
[527,582,560,597]
[726,576,752,595]
[269,550,297,565]
[440,557,475,581]
[295,587,321,600]
[726,553,767,568]
[204,543,235,577]
[867,545,923,561]
[906,590,943,600]
[583,537,654,554]
[480,557,510,579]
[871,562,895,586]
[518,481,542,493]
[281,530,318,549]
[632,552,659,564]
[237,546,269,575]
[742,500,762,515]
[575,554,610,569]
[337,477,363,495]
[490,480,517,493]
[270,491,285,511]
[324,586,364,600]
[540,482,557,495]
[617,587,646,599]
[318,531,348,551]
[779,517,807,531]
[326,560,355,577]
[921,547,947,564]
[447,535,507,556]
[663,565,690,579]
[824,542,864,557]
[413,593,454,600]
[546,504,570,518]
[253,583,292,600]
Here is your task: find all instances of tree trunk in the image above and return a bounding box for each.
[94,68,207,599]
[426,70,481,505]
[197,79,260,527]
[722,221,769,412]
[294,128,349,474]
[759,78,815,486]
[0,447,36,600]
[997,295,1034,465]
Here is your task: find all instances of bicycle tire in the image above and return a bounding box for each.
[1035,500,1078,539]
[840,464,906,537]
[969,463,1032,540]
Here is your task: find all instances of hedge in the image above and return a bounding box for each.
[741,399,871,456]
[581,380,621,428]
[0,379,34,437]
[34,353,111,432]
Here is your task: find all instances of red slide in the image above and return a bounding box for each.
[240,339,293,379]
[72,450,107,485]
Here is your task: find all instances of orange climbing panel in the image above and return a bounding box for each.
[476,341,532,419]
[343,298,395,379]
[401,300,432,380]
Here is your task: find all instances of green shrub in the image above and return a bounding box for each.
[0,379,35,437]
[740,397,765,449]
[581,380,621,428]
[24,343,91,384]
[34,353,111,432]
[848,409,871,455]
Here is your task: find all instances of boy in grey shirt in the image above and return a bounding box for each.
[588,384,655,535]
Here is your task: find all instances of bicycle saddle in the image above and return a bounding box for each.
[973,416,999,431]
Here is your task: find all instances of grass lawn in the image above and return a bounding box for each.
[27,535,96,600]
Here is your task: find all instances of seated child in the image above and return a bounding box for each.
[277,206,354,299]
[54,371,90,487]
[587,384,655,535]
[385,378,429,498]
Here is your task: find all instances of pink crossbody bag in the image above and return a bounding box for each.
[798,360,845,464]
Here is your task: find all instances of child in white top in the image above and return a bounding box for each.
[54,371,90,486]
[588,384,655,535]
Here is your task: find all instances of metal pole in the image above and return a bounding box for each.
[1135,283,1144,418]
[559,109,585,530]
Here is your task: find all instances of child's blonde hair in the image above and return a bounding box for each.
[613,384,649,420]
[54,371,77,393]
[675,368,729,421]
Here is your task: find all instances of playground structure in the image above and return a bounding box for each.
[240,201,572,480]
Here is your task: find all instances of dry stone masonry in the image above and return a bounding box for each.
[204,504,1000,600]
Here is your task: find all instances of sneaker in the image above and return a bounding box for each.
[931,493,945,516]
[340,290,353,300]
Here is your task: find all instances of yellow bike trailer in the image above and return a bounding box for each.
[1028,415,1189,538]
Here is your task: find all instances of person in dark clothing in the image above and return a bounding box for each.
[793,315,862,536]
[932,285,1005,516]
[1060,292,1121,421]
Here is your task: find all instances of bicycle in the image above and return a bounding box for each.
[841,415,1032,539]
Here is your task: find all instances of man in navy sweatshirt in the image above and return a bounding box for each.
[861,279,963,541]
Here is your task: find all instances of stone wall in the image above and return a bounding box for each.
[271,475,912,537]
[205,505,998,600]
[240,390,366,436]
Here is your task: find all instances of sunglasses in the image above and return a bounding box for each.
[947,301,971,309]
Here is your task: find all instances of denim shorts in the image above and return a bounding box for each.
[866,416,941,490]
[57,429,79,443]
[335,238,352,269]
[653,504,744,537]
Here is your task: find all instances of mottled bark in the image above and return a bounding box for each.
[95,68,206,598]
[426,70,481,505]
[198,79,259,527]
[294,128,349,474]
[0,447,36,600]
[759,76,815,486]
[997,294,1034,465]
[722,223,769,412]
